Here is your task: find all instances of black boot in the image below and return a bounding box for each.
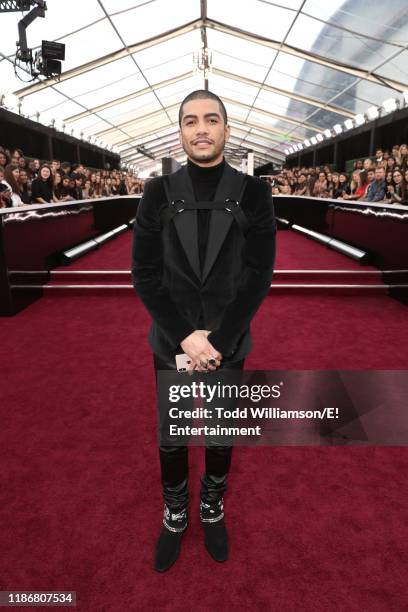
[200,498,228,562]
[154,505,188,572]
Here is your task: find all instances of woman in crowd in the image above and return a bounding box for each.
[18,169,31,204]
[312,171,329,198]
[0,166,13,208]
[387,169,407,204]
[82,179,93,199]
[399,144,408,170]
[330,173,341,198]
[31,164,55,204]
[341,170,367,201]
[0,150,9,168]
[294,174,308,196]
[4,164,23,206]
[54,173,73,202]
[386,157,396,173]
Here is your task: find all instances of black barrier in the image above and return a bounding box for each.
[0,196,140,315]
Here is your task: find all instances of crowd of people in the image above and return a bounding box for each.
[0,146,145,208]
[268,144,408,205]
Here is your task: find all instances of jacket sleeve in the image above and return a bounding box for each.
[131,179,196,349]
[207,180,277,357]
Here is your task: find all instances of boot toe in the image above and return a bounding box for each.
[203,520,229,562]
[154,528,185,572]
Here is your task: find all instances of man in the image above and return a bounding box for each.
[365,166,386,202]
[132,90,276,572]
[363,169,376,198]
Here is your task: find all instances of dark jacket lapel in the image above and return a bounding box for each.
[169,161,242,285]
[201,162,237,285]
[171,165,201,282]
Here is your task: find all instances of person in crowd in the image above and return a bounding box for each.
[294,173,308,195]
[386,157,396,173]
[391,145,401,165]
[362,158,373,172]
[312,171,329,198]
[375,148,383,163]
[93,174,103,198]
[50,159,60,175]
[18,156,28,171]
[0,165,13,208]
[330,173,341,198]
[387,169,407,204]
[60,162,72,177]
[4,164,23,206]
[341,170,367,201]
[70,173,83,200]
[354,159,364,171]
[31,164,55,204]
[82,179,93,199]
[364,169,376,198]
[18,169,31,204]
[55,175,74,201]
[0,150,9,168]
[29,159,41,179]
[383,150,391,161]
[399,144,408,170]
[365,167,386,202]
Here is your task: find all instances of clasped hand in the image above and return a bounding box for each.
[180,330,223,375]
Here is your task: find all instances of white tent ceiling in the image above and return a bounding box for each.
[1,0,408,172]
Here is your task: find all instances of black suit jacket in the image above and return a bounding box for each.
[131,161,276,360]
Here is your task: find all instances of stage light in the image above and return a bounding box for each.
[333,124,342,134]
[316,134,324,142]
[344,119,354,130]
[304,139,311,147]
[288,146,294,154]
[297,143,303,149]
[367,106,379,120]
[284,148,290,155]
[403,91,408,105]
[354,113,365,126]
[323,129,332,138]
[382,98,397,113]
[310,136,317,145]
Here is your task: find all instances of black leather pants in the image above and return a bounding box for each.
[153,353,245,511]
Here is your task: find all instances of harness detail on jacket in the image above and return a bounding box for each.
[161,162,249,284]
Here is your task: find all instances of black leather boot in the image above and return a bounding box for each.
[154,504,188,572]
[200,498,228,562]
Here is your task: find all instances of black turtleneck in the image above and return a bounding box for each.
[187,156,225,274]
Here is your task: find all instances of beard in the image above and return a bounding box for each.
[182,137,225,165]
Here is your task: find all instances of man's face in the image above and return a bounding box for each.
[375,168,385,181]
[367,170,375,182]
[179,98,230,166]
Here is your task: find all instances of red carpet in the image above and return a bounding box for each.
[1,291,408,611]
[56,229,378,271]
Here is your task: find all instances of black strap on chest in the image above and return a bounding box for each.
[161,162,249,233]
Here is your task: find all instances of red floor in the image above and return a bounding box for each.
[3,224,408,610]
[57,228,378,271]
[1,286,408,610]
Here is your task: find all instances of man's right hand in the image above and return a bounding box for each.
[180,330,222,374]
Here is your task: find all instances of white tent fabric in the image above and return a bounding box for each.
[1,0,408,172]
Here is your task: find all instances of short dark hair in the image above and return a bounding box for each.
[178,90,228,127]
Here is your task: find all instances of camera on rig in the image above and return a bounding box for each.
[33,40,65,78]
